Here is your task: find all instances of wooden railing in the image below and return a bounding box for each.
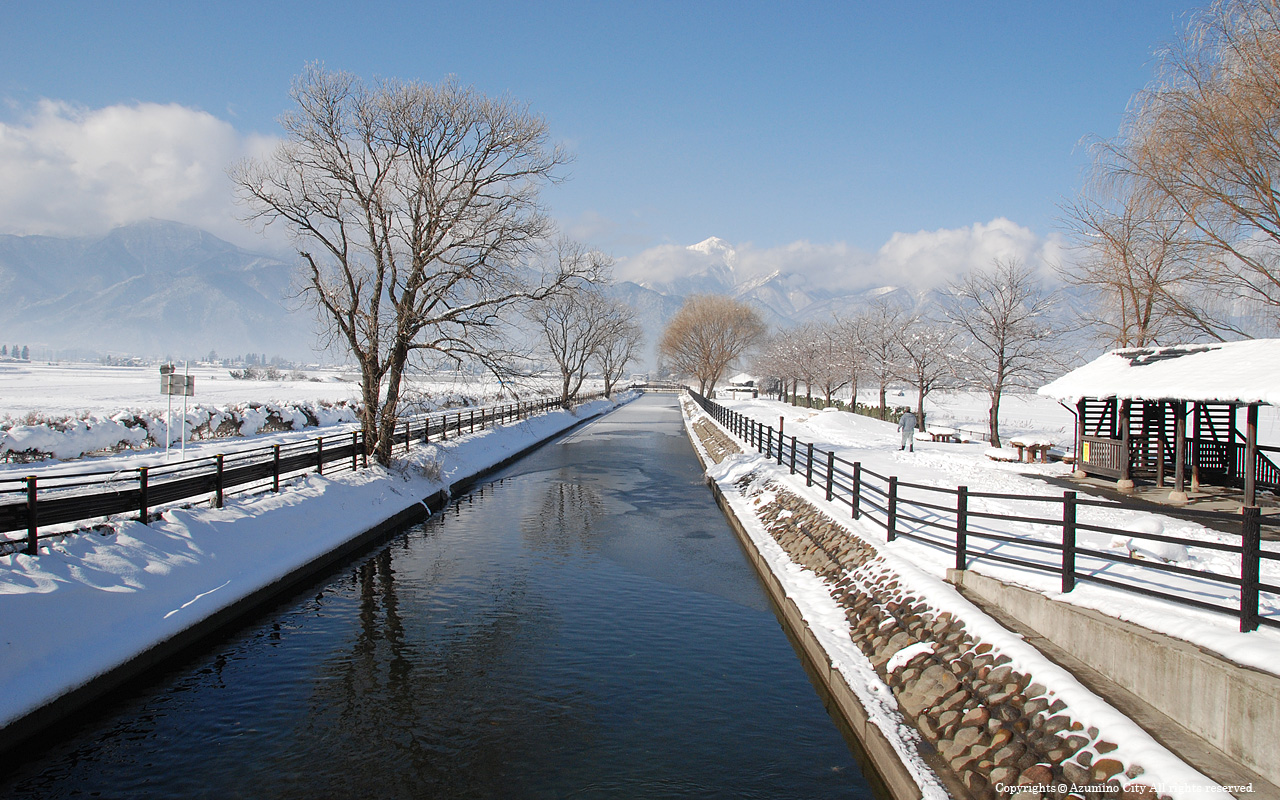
[0,393,605,555]
[687,390,1279,634]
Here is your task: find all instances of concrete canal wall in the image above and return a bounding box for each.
[681,397,1271,800]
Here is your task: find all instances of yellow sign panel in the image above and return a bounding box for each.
[1081,441,1090,462]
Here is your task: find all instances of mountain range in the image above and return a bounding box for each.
[0,222,948,367]
[0,220,317,361]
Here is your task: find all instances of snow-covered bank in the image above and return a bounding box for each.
[681,397,1231,799]
[0,393,631,740]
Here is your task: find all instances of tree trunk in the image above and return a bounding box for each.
[879,382,887,420]
[988,389,1003,448]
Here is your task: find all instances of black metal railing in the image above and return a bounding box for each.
[687,390,1279,633]
[0,393,606,554]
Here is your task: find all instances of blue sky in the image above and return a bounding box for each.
[1,1,1201,284]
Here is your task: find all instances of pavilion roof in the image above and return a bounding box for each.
[1037,339,1280,406]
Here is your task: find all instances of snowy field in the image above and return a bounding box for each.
[718,396,1280,679]
[0,361,590,466]
[0,360,570,418]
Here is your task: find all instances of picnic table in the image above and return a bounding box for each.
[1009,437,1053,463]
[924,426,959,443]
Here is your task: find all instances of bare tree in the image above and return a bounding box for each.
[232,67,599,464]
[592,301,644,397]
[529,242,615,406]
[659,295,766,396]
[944,258,1060,448]
[894,316,958,427]
[861,299,907,419]
[1060,193,1199,347]
[1101,0,1280,335]
[795,320,856,405]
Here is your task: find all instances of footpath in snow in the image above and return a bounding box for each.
[682,395,1260,800]
[0,393,631,745]
[722,397,1280,676]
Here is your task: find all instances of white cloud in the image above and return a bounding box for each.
[872,218,1064,290]
[613,218,1067,293]
[0,100,278,248]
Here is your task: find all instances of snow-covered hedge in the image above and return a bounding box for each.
[0,400,360,462]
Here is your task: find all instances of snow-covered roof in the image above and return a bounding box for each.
[728,373,756,385]
[1038,339,1280,405]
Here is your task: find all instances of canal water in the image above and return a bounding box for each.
[2,393,875,798]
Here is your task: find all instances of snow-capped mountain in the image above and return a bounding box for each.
[0,220,317,360]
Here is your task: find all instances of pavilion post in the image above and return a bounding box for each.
[1074,398,1086,478]
[1118,400,1134,491]
[1191,402,1201,492]
[1171,401,1188,504]
[1245,403,1258,507]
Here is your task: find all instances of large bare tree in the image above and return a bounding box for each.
[1102,0,1280,336]
[1060,193,1199,347]
[659,295,766,396]
[944,258,1060,447]
[233,67,598,464]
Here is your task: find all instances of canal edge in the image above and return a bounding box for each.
[0,396,630,757]
[680,407,928,800]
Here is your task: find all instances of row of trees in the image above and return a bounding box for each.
[1065,0,1280,345]
[2,345,29,360]
[751,259,1059,447]
[234,66,643,465]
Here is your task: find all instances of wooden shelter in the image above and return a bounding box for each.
[1038,341,1280,506]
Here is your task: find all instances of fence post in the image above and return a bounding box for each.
[215,454,224,509]
[825,451,834,501]
[441,413,447,440]
[25,476,37,556]
[138,466,149,523]
[1062,491,1077,593]
[1241,505,1261,633]
[806,442,814,487]
[353,431,360,471]
[955,485,968,571]
[273,444,281,491]
[788,436,795,472]
[361,433,368,468]
[317,437,324,476]
[887,476,898,541]
[852,462,861,519]
[405,421,411,453]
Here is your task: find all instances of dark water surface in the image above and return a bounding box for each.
[3,394,874,799]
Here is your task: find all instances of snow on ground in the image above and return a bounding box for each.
[684,400,1224,798]
[0,393,631,733]
[0,360,593,468]
[721,396,1280,677]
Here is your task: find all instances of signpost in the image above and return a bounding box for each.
[160,363,195,460]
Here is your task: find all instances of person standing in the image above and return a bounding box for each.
[898,410,918,452]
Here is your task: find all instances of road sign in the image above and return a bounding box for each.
[161,373,195,396]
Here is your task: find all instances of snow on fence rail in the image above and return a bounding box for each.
[0,393,604,554]
[687,390,1280,633]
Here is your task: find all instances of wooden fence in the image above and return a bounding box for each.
[0,393,605,555]
[688,391,1280,633]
